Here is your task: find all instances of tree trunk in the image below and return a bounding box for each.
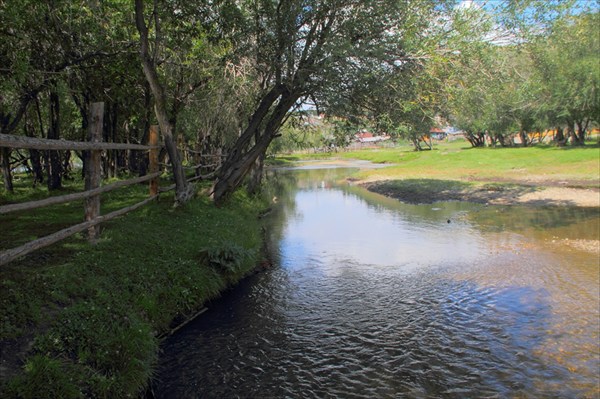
[212,90,297,204]
[0,147,13,192]
[23,120,44,185]
[61,150,71,180]
[247,151,266,195]
[410,137,422,151]
[423,135,432,150]
[47,89,62,190]
[574,120,587,145]
[135,0,192,205]
[566,123,578,145]
[211,133,273,204]
[30,148,43,185]
[464,131,485,147]
[102,102,115,179]
[519,130,529,147]
[554,126,566,146]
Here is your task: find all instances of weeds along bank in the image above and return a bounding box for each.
[0,189,267,398]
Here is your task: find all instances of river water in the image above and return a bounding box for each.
[153,165,599,398]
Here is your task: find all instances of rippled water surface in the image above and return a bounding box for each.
[153,167,599,398]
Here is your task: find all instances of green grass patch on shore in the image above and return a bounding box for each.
[1,178,267,398]
[279,140,600,186]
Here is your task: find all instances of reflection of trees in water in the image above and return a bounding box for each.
[471,206,599,240]
[263,167,360,222]
[345,184,480,227]
[262,168,362,257]
[261,170,300,255]
[263,167,599,257]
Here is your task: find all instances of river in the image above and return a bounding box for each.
[152,164,599,398]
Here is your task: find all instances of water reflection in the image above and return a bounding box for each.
[153,165,600,398]
[280,188,486,271]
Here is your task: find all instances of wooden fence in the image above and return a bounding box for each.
[0,102,161,266]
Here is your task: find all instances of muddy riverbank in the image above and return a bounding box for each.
[362,179,600,208]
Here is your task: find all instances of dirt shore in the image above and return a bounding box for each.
[362,179,600,208]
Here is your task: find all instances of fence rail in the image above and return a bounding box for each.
[0,133,159,151]
[0,102,161,266]
[0,172,161,214]
[0,195,158,266]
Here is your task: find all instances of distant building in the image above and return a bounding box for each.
[355,131,391,143]
[429,127,446,140]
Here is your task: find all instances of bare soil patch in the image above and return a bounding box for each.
[362,179,599,208]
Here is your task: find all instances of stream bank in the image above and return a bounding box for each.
[362,178,600,207]
[0,190,268,398]
[150,165,600,398]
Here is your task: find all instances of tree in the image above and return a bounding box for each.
[0,0,148,190]
[134,0,193,204]
[532,12,600,145]
[211,0,445,203]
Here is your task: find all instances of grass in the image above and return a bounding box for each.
[0,176,267,398]
[280,139,600,187]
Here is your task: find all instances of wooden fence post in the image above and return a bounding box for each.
[85,102,103,243]
[149,125,159,197]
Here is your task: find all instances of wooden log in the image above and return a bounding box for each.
[0,133,159,151]
[0,172,161,214]
[167,307,208,337]
[85,103,103,242]
[0,195,158,267]
[149,125,159,197]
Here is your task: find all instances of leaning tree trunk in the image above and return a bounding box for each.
[410,137,422,151]
[135,0,192,205]
[212,131,273,205]
[247,151,266,195]
[212,88,297,205]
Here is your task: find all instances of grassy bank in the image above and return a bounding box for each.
[276,139,600,187]
[0,179,267,397]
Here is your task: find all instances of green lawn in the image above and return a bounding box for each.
[279,139,600,187]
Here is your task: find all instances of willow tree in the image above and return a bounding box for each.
[211,0,444,204]
[135,0,193,203]
[531,11,600,145]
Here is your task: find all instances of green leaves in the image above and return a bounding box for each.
[206,242,255,274]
